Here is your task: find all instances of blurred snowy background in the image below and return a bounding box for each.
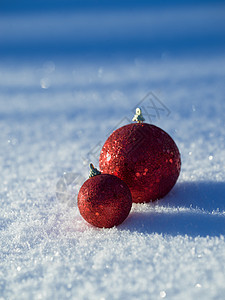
[1,0,225,299]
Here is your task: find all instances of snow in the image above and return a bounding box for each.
[1,1,225,299]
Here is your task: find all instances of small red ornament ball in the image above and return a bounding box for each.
[77,174,132,228]
[99,123,181,203]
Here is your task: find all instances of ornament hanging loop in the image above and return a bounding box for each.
[132,107,145,123]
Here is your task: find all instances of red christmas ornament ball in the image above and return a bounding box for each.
[99,123,181,203]
[77,173,132,228]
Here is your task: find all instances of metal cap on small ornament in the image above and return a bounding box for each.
[99,108,181,203]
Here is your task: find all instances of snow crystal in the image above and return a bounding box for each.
[160,291,167,298]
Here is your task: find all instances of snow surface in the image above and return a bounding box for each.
[1,2,225,299]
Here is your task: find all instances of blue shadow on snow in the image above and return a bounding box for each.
[120,181,225,237]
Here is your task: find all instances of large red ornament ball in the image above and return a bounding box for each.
[99,123,181,203]
[77,174,132,228]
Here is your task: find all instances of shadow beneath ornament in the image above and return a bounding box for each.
[121,210,225,237]
[120,181,225,237]
[164,181,225,212]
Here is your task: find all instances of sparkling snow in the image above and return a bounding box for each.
[1,2,225,299]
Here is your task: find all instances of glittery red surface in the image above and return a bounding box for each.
[99,123,181,203]
[77,174,132,228]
